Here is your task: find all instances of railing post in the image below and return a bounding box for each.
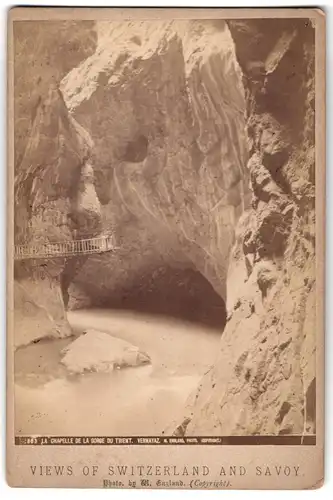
[13,235,120,260]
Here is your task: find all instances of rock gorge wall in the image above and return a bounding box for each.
[180,18,317,436]
[14,22,100,347]
[61,20,248,310]
[14,21,97,170]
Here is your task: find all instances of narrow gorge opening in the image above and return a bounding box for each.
[62,204,230,331]
[65,260,228,330]
[58,20,248,337]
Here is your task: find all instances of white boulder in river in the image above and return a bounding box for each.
[60,330,151,374]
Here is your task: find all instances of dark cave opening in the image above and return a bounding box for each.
[66,263,227,331]
[101,266,227,330]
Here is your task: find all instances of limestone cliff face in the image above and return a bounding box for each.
[62,20,247,306]
[181,19,316,436]
[13,21,96,169]
[14,22,100,346]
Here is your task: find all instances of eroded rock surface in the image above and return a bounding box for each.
[61,330,151,374]
[62,20,248,304]
[180,19,316,436]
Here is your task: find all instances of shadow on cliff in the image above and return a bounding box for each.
[68,265,227,331]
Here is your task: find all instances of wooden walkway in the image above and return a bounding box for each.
[14,236,116,261]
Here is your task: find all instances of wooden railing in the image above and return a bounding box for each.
[14,236,116,261]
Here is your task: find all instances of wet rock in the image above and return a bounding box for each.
[60,330,151,374]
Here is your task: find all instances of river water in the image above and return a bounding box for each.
[15,309,221,436]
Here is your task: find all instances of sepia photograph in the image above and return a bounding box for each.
[6,6,325,489]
